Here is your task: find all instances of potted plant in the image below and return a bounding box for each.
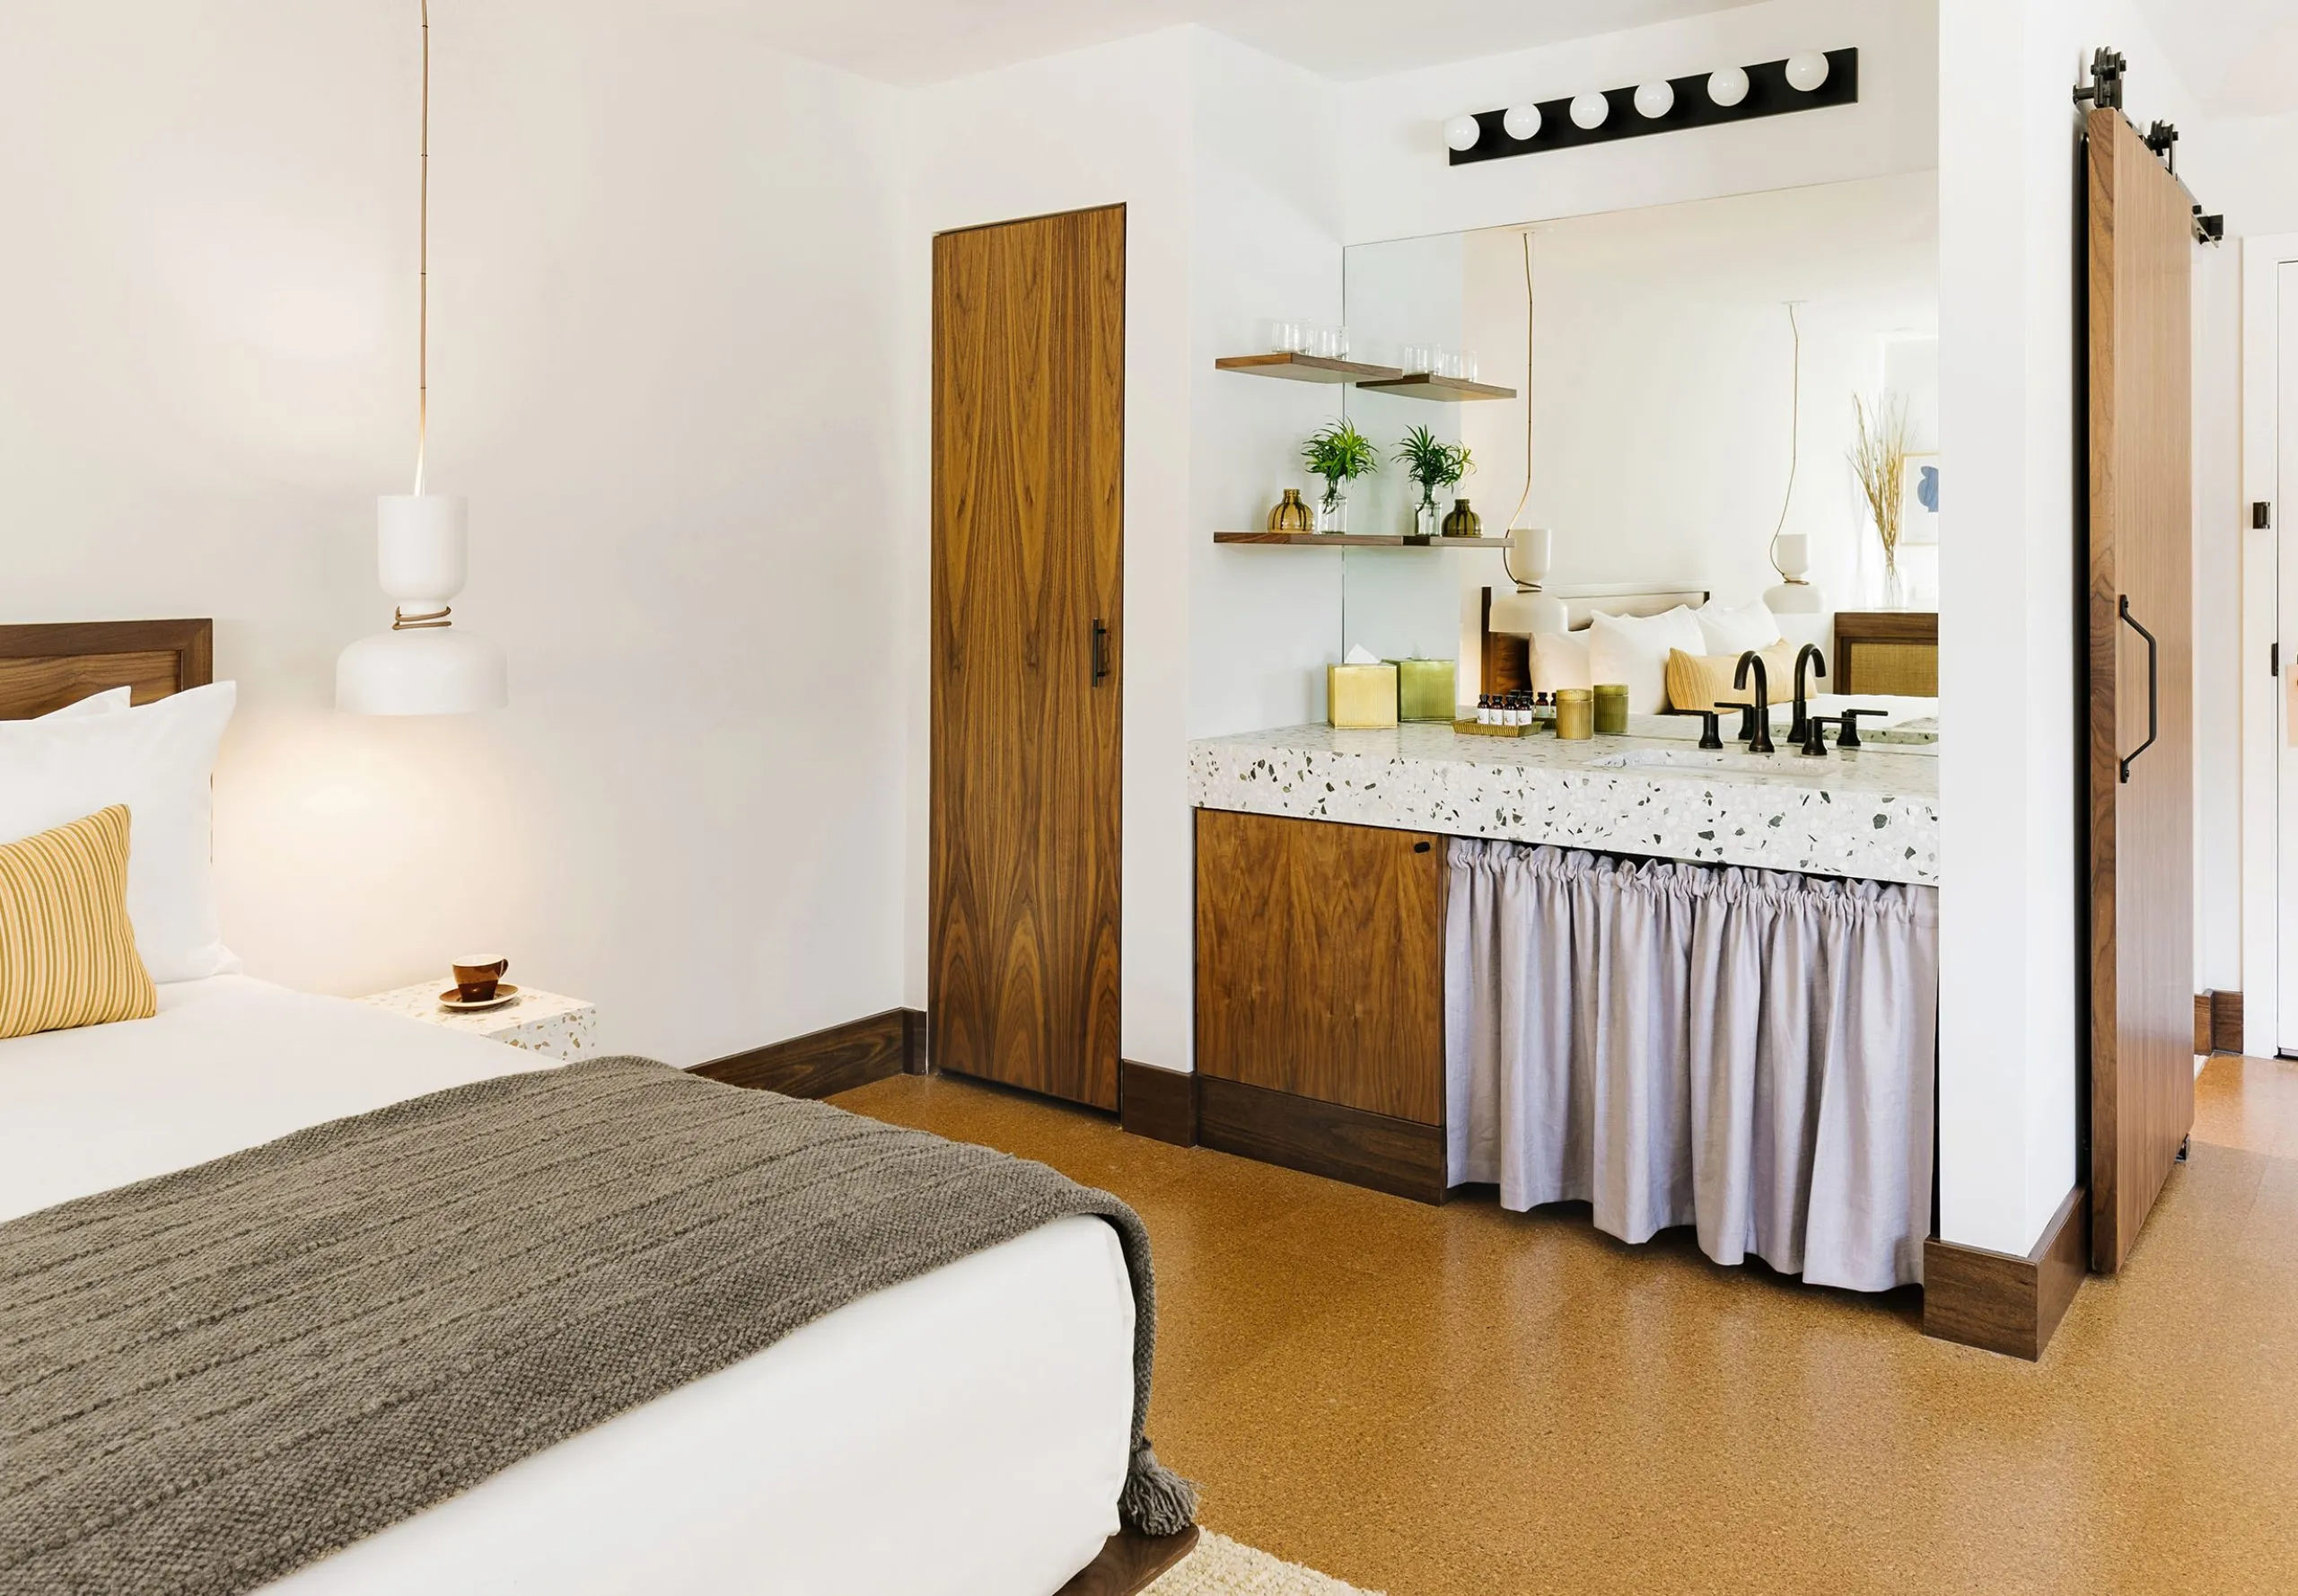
[1301,418,1379,533]
[1396,425,1472,535]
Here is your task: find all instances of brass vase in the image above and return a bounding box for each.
[1442,497,1483,538]
[1267,487,1313,532]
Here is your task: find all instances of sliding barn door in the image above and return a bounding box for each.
[931,206,1125,1109]
[2086,110,2195,1272]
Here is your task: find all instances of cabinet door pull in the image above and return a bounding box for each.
[2118,595,2158,785]
[1092,619,1110,686]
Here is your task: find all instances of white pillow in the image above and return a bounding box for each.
[1529,628,1591,696]
[0,681,240,982]
[1693,599,1781,658]
[1587,608,1706,715]
[38,686,133,719]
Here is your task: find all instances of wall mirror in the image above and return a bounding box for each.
[1330,169,1940,711]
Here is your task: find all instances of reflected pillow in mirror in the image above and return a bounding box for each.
[1587,608,1706,715]
[1529,629,1591,697]
[1692,599,1782,657]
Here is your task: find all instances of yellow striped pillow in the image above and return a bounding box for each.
[0,805,157,1040]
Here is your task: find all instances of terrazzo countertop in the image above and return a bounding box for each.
[1188,719,1940,885]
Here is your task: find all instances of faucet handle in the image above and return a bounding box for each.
[1713,698,1759,742]
[1835,707,1873,749]
[1696,709,1724,750]
[1800,715,1831,758]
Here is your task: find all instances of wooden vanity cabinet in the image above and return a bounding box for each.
[1192,808,1448,1202]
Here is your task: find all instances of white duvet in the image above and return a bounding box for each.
[0,978,1136,1596]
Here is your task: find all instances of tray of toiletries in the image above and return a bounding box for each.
[1455,693,1554,736]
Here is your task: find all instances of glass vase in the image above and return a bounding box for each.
[1316,492,1349,534]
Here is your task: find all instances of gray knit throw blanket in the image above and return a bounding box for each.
[0,1056,1196,1596]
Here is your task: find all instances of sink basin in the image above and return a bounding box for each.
[1586,748,1806,775]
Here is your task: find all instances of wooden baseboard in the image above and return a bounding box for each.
[1057,1527,1200,1596]
[1197,1075,1447,1205]
[1119,1060,1197,1145]
[692,1006,928,1098]
[1922,1184,2088,1360]
[2197,989,2245,1055]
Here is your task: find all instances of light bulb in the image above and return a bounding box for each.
[1503,103,1542,141]
[1785,51,1829,92]
[1569,92,1609,130]
[1444,115,1482,152]
[1707,66,1750,107]
[1633,81,1674,118]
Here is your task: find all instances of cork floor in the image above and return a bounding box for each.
[836,1055,2298,1596]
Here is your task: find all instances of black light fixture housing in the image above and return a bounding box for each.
[1446,48,1859,166]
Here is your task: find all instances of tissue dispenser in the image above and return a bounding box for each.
[1389,658,1457,722]
[1326,662,1399,729]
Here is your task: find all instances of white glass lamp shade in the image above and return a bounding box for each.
[1490,525,1568,635]
[1765,531,1823,615]
[1569,92,1609,130]
[1775,531,1812,581]
[1707,66,1750,107]
[337,626,507,715]
[1785,51,1830,92]
[1633,81,1674,119]
[376,495,468,609]
[336,494,507,714]
[1443,115,1482,152]
[1503,104,1542,141]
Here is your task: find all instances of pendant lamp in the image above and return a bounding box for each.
[1764,302,1825,617]
[338,0,506,715]
[1491,232,1568,636]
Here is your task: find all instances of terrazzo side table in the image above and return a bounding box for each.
[359,982,599,1062]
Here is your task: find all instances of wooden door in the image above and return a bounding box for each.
[2086,110,2195,1271]
[1194,809,1446,1126]
[931,206,1125,1109]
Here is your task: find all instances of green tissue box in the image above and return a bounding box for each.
[1390,657,1458,723]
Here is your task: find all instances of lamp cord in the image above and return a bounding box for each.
[1767,301,1802,581]
[414,0,430,495]
[1502,230,1535,588]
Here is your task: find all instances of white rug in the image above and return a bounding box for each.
[1144,1530,1384,1596]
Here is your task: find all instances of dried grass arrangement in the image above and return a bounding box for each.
[1850,394,1912,600]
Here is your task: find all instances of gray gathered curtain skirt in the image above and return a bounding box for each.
[1444,839,1938,1292]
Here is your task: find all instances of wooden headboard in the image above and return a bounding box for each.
[0,620,214,720]
[1832,610,1938,697]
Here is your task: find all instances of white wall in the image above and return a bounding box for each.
[0,0,910,1065]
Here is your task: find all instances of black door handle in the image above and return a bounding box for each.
[1092,619,1110,686]
[2118,595,2157,784]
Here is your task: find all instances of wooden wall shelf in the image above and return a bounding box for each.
[1215,531,1506,548]
[1356,374,1518,402]
[1214,353,1404,384]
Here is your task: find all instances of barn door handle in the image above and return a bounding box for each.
[1092,619,1110,686]
[2118,595,2157,784]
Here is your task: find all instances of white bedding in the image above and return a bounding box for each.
[0,978,1136,1596]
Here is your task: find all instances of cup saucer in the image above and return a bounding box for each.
[438,983,520,1013]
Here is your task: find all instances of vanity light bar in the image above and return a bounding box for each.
[1444,48,1858,166]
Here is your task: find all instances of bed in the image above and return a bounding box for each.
[0,621,1188,1596]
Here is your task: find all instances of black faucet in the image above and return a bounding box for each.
[1789,644,1828,745]
[1732,651,1775,754]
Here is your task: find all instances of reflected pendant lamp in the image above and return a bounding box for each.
[1491,231,1567,636]
[338,0,506,715]
[1763,302,1825,617]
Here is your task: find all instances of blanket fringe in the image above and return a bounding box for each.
[1119,1437,1199,1535]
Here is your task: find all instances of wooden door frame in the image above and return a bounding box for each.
[2240,233,2298,1058]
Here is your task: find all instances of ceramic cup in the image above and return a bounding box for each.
[452,955,510,1004]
